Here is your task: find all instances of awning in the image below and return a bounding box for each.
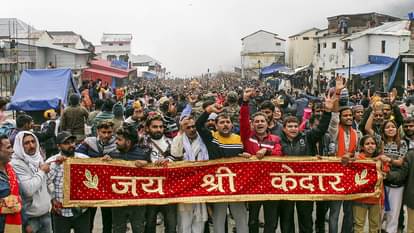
[335,55,395,78]
[83,68,127,79]
[261,63,290,75]
[387,56,401,91]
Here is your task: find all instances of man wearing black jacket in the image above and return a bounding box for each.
[278,93,335,233]
[111,124,151,233]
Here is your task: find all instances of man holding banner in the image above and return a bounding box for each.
[279,92,335,233]
[196,102,248,233]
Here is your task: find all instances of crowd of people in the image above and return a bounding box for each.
[0,74,413,233]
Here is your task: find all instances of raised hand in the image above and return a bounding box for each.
[335,76,346,92]
[205,103,223,114]
[324,93,337,112]
[243,88,255,102]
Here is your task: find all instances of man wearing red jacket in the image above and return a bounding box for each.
[239,88,282,233]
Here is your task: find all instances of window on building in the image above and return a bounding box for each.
[107,55,117,61]
[344,41,349,50]
[303,37,309,40]
[332,42,336,49]
[276,42,281,46]
[109,43,113,46]
[317,43,321,54]
[381,40,386,53]
[119,43,123,46]
[323,43,327,48]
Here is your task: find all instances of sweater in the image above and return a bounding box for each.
[196,111,243,159]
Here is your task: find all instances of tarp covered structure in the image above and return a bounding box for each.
[335,55,395,78]
[260,63,290,76]
[9,68,79,111]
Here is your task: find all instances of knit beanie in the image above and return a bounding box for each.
[339,88,349,107]
[112,103,124,118]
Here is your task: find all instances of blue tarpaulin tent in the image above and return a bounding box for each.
[335,55,395,78]
[9,68,79,111]
[261,63,290,76]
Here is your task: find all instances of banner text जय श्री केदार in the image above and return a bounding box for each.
[63,157,382,207]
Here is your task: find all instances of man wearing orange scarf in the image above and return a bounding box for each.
[326,76,359,233]
[0,135,23,233]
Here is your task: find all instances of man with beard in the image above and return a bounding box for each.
[352,105,364,137]
[112,124,151,233]
[0,135,23,232]
[11,131,52,233]
[326,107,357,233]
[259,100,283,137]
[196,103,248,233]
[124,100,146,133]
[46,132,90,233]
[76,120,118,233]
[159,97,179,139]
[144,113,177,233]
[171,116,209,233]
[279,93,335,233]
[403,117,414,150]
[363,104,385,144]
[205,113,217,131]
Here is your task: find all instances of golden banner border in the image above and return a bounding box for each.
[63,156,383,207]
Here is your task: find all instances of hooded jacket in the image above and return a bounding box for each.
[11,131,51,217]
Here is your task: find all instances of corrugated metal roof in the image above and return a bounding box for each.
[130,54,161,65]
[84,68,127,78]
[289,27,320,38]
[241,30,286,41]
[101,33,132,43]
[51,35,80,44]
[343,20,411,41]
[17,41,89,54]
[0,18,37,38]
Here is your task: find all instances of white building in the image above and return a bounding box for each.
[314,20,410,90]
[240,30,286,78]
[288,28,319,68]
[99,33,132,61]
[130,54,164,79]
[401,20,414,90]
[48,31,93,50]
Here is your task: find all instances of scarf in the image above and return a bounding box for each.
[337,125,357,157]
[182,134,209,161]
[4,163,22,233]
[12,131,44,174]
[180,133,209,222]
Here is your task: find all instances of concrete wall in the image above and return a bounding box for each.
[288,29,318,68]
[314,35,348,74]
[368,35,410,58]
[242,53,285,70]
[101,41,131,60]
[242,31,285,54]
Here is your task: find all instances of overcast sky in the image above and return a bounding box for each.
[1,0,412,76]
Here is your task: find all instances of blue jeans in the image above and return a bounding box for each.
[28,213,52,233]
[329,201,354,233]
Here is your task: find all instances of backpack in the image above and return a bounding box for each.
[0,122,15,137]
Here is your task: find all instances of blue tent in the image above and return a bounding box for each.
[335,55,395,78]
[261,63,290,75]
[9,68,79,111]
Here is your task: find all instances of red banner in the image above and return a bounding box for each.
[63,157,382,207]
